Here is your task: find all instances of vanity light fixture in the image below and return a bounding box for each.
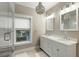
[36,2,45,15]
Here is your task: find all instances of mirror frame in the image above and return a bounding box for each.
[46,18,54,31]
[46,13,55,31]
[60,4,78,31]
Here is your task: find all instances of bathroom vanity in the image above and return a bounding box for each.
[40,35,77,57]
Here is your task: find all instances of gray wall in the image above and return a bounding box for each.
[46,2,79,56]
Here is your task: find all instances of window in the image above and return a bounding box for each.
[14,15,32,45]
[16,30,30,42]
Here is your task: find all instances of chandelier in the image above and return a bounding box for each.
[36,2,45,15]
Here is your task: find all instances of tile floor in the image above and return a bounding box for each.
[13,47,48,57]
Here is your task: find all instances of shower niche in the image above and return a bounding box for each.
[14,14,32,45]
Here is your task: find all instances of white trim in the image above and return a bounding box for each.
[76,8,79,31]
[60,29,78,31]
[14,41,31,46]
[9,2,15,51]
[15,13,32,19]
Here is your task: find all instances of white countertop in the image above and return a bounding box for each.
[41,35,77,45]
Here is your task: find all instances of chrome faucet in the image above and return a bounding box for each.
[64,32,71,40]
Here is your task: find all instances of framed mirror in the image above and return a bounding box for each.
[60,7,78,31]
[46,13,55,31]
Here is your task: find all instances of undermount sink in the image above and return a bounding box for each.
[41,35,77,45]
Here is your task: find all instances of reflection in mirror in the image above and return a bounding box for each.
[60,10,78,31]
[46,18,53,30]
[46,13,55,31]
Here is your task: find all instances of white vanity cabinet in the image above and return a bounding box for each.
[40,37,50,53]
[40,36,76,57]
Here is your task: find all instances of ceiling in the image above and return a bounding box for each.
[16,2,58,11]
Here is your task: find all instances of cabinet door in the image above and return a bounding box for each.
[44,38,51,55]
[54,42,67,57]
[40,37,48,51]
[40,37,45,50]
[40,37,50,54]
[48,40,55,57]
